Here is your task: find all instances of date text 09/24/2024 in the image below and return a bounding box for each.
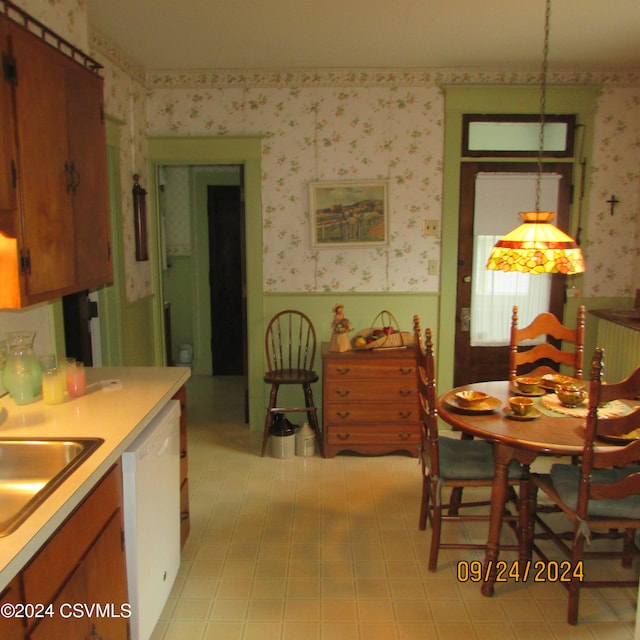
[457,560,585,583]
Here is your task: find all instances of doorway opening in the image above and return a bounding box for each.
[159,164,247,418]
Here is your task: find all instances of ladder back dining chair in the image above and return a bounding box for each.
[413,315,521,571]
[509,304,586,381]
[530,348,640,625]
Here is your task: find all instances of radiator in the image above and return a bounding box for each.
[596,320,640,383]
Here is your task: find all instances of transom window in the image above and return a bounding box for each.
[462,114,575,157]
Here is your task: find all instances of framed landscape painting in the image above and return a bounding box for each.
[309,180,389,248]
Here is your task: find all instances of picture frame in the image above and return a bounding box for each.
[309,180,389,248]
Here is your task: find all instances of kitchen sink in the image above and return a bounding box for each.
[0,438,103,537]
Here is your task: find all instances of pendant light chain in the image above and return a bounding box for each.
[535,0,551,212]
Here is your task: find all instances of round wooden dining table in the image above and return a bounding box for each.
[436,379,588,597]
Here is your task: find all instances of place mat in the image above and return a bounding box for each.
[538,394,632,418]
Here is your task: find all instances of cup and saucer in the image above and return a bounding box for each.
[512,376,545,397]
[504,396,541,421]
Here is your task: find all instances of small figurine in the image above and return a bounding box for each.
[330,303,353,352]
[332,303,353,335]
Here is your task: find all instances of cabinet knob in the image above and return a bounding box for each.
[399,367,414,375]
[336,389,350,398]
[336,411,351,419]
[336,433,351,441]
[336,367,351,375]
[398,411,412,419]
[399,389,412,397]
[397,432,413,440]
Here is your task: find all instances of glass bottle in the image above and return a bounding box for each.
[2,331,42,405]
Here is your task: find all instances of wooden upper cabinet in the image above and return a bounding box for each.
[1,12,112,308]
[65,62,112,289]
[9,22,76,300]
[0,15,17,220]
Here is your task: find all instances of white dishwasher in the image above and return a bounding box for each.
[122,399,181,640]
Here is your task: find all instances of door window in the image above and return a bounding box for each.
[470,172,561,347]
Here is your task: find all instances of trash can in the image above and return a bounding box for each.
[269,413,296,459]
[176,344,193,367]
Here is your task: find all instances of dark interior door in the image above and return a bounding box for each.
[454,162,573,386]
[208,185,245,377]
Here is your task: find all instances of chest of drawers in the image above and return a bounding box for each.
[322,344,420,457]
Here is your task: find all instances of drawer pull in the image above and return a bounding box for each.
[398,432,413,440]
[399,389,412,397]
[336,367,351,375]
[336,411,351,419]
[336,433,351,441]
[336,389,351,398]
[398,411,413,419]
[399,367,415,375]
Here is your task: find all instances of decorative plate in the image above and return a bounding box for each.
[510,386,545,397]
[539,374,584,391]
[444,395,501,414]
[503,407,541,421]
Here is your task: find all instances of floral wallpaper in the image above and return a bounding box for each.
[145,72,639,297]
[586,88,640,297]
[89,29,151,302]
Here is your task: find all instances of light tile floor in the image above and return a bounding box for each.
[150,375,638,640]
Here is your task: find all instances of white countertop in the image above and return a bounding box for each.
[0,366,191,591]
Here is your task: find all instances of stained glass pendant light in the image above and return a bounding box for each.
[486,0,585,275]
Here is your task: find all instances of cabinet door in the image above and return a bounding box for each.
[0,577,25,640]
[65,65,112,288]
[28,561,88,640]
[85,511,129,639]
[8,21,76,300]
[0,16,17,219]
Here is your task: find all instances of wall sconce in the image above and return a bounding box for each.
[133,173,148,261]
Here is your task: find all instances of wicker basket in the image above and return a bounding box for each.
[352,310,415,350]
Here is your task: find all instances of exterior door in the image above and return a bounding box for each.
[454,161,573,386]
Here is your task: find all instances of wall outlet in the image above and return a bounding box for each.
[428,259,438,276]
[423,219,439,236]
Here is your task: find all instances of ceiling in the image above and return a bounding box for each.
[86,0,640,73]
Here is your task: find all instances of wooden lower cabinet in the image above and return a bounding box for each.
[19,462,129,639]
[173,386,190,547]
[322,343,421,457]
[0,577,25,640]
